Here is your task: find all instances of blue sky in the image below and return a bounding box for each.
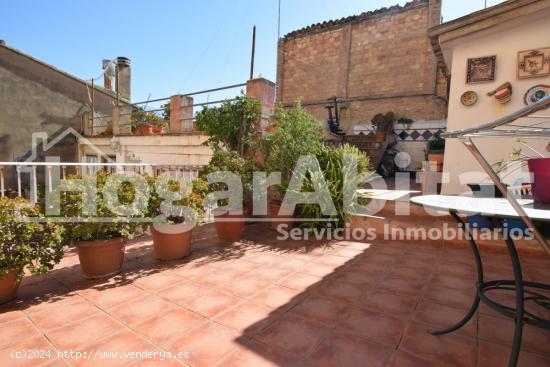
[0,0,505,106]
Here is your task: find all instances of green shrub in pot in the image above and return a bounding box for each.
[294,144,375,229]
[0,197,64,303]
[57,170,149,278]
[145,174,204,260]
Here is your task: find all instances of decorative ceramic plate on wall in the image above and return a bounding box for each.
[524,84,550,105]
[460,91,478,106]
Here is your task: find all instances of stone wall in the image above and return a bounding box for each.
[276,0,447,135]
[0,44,119,188]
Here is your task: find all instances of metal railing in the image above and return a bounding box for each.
[88,82,247,137]
[0,162,204,203]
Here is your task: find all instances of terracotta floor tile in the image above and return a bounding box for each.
[254,314,330,358]
[314,254,352,268]
[168,263,214,280]
[185,289,242,318]
[337,307,406,348]
[0,318,42,349]
[215,301,276,334]
[436,262,476,279]
[331,268,380,288]
[429,274,475,291]
[224,276,273,298]
[133,307,206,348]
[277,272,322,291]
[376,276,427,296]
[479,313,550,356]
[251,285,303,311]
[478,340,550,367]
[108,294,176,326]
[0,335,58,367]
[413,300,477,338]
[250,265,294,283]
[276,258,311,271]
[133,272,184,292]
[170,321,239,367]
[308,331,392,367]
[0,306,25,324]
[217,338,299,367]
[422,286,475,310]
[330,246,365,259]
[387,265,431,281]
[315,280,364,303]
[46,313,124,350]
[29,298,98,331]
[74,330,157,367]
[192,267,243,288]
[299,262,340,278]
[79,284,147,309]
[387,351,442,367]
[156,280,208,304]
[290,295,351,327]
[399,322,477,367]
[348,260,389,275]
[359,290,418,318]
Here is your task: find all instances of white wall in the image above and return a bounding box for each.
[442,9,550,193]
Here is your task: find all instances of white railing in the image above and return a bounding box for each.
[0,162,203,203]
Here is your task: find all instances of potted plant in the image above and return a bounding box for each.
[146,175,205,260]
[59,171,148,278]
[371,112,396,142]
[131,107,163,136]
[261,102,325,229]
[427,133,446,172]
[194,94,261,241]
[199,151,254,242]
[0,198,64,304]
[151,121,168,135]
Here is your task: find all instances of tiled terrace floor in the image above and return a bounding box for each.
[1,223,550,366]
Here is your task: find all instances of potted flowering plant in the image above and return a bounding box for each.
[0,197,64,303]
[146,174,206,260]
[59,171,149,278]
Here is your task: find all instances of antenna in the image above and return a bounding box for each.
[250,25,256,79]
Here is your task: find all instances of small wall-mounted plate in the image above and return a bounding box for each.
[524,84,550,105]
[460,91,478,106]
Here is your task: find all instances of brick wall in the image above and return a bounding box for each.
[276,0,447,135]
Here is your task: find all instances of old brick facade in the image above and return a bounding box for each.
[276,0,447,135]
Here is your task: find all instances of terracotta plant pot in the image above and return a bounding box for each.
[528,157,550,204]
[0,269,20,304]
[214,211,245,242]
[75,238,126,279]
[427,152,444,172]
[269,201,294,230]
[136,124,153,135]
[151,125,164,134]
[150,223,192,261]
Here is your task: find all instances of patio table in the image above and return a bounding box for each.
[411,195,550,367]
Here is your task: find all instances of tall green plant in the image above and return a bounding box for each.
[195,94,261,156]
[262,102,324,182]
[295,144,375,229]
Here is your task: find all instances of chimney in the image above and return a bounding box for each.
[115,57,131,101]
